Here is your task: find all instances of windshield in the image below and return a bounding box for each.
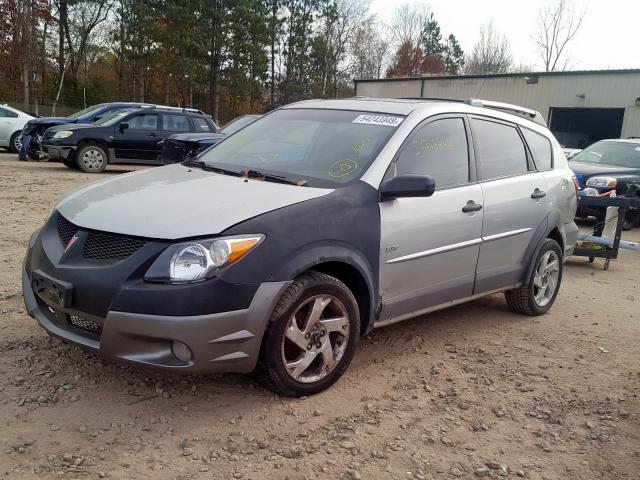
[572,141,640,168]
[220,115,260,135]
[68,104,106,120]
[197,109,403,187]
[94,109,135,126]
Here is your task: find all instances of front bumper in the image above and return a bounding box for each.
[44,144,75,160]
[22,214,290,374]
[23,268,288,373]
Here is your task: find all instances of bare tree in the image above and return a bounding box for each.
[534,0,585,71]
[350,18,388,80]
[465,22,512,75]
[387,2,430,48]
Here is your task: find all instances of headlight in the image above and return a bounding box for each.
[53,130,73,139]
[585,176,617,188]
[145,234,264,283]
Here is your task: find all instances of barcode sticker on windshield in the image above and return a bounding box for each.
[352,114,403,127]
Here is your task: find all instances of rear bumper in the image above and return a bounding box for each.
[23,266,289,374]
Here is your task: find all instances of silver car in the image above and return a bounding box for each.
[22,98,579,396]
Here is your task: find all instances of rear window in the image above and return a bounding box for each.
[522,128,553,170]
[192,117,213,132]
[472,119,528,179]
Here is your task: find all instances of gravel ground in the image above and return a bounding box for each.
[1,153,639,480]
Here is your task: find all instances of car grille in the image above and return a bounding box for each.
[57,213,79,245]
[56,213,146,262]
[43,130,56,141]
[68,314,103,335]
[82,232,145,261]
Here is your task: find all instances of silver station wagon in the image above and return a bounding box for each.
[23,98,579,396]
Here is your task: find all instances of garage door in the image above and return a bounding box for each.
[549,107,625,148]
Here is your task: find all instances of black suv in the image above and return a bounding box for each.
[43,107,217,173]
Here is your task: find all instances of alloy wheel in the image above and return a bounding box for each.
[533,250,560,307]
[281,294,350,383]
[13,135,22,152]
[81,148,105,171]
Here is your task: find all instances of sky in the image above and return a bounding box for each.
[369,0,640,71]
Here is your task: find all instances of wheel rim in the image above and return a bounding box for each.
[281,294,350,384]
[81,148,105,170]
[13,135,22,151]
[533,250,560,307]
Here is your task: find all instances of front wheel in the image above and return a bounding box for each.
[76,144,107,173]
[9,131,22,153]
[257,272,360,397]
[505,238,563,315]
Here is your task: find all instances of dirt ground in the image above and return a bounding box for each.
[0,152,638,480]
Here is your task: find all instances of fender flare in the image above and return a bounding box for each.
[523,210,564,283]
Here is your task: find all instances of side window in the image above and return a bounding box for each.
[127,113,158,130]
[162,114,191,132]
[522,128,553,170]
[394,118,469,188]
[0,107,18,118]
[472,119,528,179]
[192,116,213,132]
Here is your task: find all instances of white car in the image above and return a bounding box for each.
[0,104,33,153]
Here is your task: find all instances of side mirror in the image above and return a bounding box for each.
[119,122,129,131]
[380,174,436,199]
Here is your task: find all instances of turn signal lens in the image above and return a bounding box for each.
[571,175,580,202]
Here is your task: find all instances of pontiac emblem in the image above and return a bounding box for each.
[65,234,79,252]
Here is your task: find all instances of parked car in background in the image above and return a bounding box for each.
[0,104,33,153]
[570,138,640,229]
[161,114,260,163]
[23,98,578,396]
[18,102,203,161]
[43,106,217,172]
[562,147,582,159]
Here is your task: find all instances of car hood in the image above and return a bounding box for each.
[168,132,226,143]
[47,123,101,133]
[56,164,332,239]
[28,117,77,127]
[569,161,638,176]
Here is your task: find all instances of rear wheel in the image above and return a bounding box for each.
[257,272,360,397]
[76,144,107,173]
[622,209,639,230]
[505,238,563,315]
[9,131,22,153]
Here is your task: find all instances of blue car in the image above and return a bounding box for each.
[19,102,158,161]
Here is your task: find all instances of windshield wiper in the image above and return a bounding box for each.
[183,159,242,177]
[241,169,308,187]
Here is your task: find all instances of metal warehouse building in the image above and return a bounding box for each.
[354,69,640,148]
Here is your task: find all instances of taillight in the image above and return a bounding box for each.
[571,176,580,202]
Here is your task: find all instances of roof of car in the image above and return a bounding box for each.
[282,97,548,128]
[600,138,640,145]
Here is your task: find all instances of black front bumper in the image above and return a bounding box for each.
[44,144,75,160]
[22,213,286,373]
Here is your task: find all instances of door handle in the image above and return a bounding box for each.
[531,188,546,199]
[462,200,483,213]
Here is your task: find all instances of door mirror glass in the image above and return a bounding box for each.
[380,174,436,199]
[119,122,129,131]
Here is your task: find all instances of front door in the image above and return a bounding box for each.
[378,116,483,323]
[470,116,551,293]
[114,112,160,162]
[0,107,18,144]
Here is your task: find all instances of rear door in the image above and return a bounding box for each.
[113,112,160,162]
[378,115,484,323]
[471,116,551,294]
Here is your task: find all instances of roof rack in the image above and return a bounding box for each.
[137,104,205,114]
[464,98,546,126]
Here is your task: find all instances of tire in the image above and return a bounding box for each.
[505,238,563,316]
[62,158,77,169]
[76,144,108,173]
[257,271,360,397]
[622,209,639,231]
[9,131,22,153]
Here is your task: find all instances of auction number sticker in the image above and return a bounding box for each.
[352,114,403,127]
